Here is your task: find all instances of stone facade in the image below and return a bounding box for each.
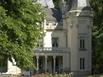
[33,0,93,75]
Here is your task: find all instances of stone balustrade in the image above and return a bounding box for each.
[33,47,69,52]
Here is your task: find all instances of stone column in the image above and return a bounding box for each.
[53,56,56,73]
[45,56,47,72]
[36,56,39,73]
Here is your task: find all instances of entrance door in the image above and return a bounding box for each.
[39,56,45,73]
[56,56,63,73]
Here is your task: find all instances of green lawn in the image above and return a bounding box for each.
[32,74,103,77]
[88,75,103,77]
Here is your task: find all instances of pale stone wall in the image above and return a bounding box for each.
[44,31,52,47]
[65,9,92,75]
[63,53,70,72]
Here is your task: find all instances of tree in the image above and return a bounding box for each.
[90,0,103,73]
[0,0,45,69]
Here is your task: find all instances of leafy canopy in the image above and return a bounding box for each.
[90,0,103,73]
[0,0,44,69]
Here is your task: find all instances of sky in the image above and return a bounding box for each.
[37,0,54,8]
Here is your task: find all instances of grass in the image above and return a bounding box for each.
[88,74,103,77]
[32,73,103,77]
[32,73,72,77]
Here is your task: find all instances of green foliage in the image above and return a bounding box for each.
[32,74,103,77]
[0,0,45,69]
[90,0,103,73]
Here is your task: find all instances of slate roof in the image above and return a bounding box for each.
[82,6,92,11]
[44,8,62,22]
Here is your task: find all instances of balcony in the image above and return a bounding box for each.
[33,47,69,53]
[45,25,63,30]
[44,22,63,30]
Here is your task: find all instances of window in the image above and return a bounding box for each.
[79,38,85,49]
[52,37,59,47]
[80,58,85,70]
